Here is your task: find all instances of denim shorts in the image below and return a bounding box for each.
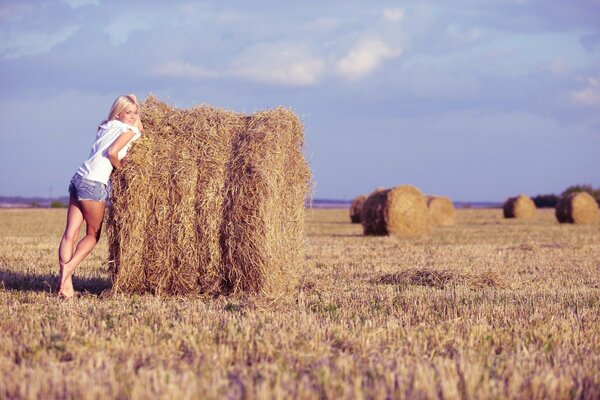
[68,174,108,202]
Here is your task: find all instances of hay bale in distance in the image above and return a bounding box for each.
[107,96,311,296]
[349,195,367,223]
[555,192,600,224]
[503,194,536,219]
[426,196,456,226]
[360,185,429,237]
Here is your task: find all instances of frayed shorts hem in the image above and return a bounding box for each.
[68,174,108,202]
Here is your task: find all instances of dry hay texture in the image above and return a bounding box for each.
[107,96,311,296]
[426,196,456,226]
[503,194,536,219]
[360,185,430,237]
[555,192,600,224]
[349,195,367,223]
[374,268,506,290]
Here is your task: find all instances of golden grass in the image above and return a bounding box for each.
[373,268,505,290]
[0,208,599,399]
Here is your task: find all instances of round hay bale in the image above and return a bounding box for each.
[427,196,456,226]
[503,194,536,219]
[360,185,430,236]
[555,192,599,224]
[349,195,367,223]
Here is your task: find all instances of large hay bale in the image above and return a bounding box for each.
[360,185,430,236]
[349,195,367,223]
[503,194,536,219]
[555,192,600,224]
[426,196,456,226]
[220,110,310,295]
[107,96,311,296]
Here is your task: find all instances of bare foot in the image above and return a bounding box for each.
[57,260,76,298]
[58,276,75,299]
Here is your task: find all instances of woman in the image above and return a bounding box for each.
[57,94,143,298]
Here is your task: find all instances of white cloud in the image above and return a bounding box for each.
[399,67,480,99]
[0,3,33,22]
[232,44,325,86]
[571,78,600,106]
[543,58,569,75]
[62,0,99,8]
[581,33,600,52]
[383,8,405,23]
[150,46,326,87]
[0,25,80,59]
[307,17,340,31]
[335,39,402,81]
[150,61,220,78]
[446,24,481,45]
[104,16,152,46]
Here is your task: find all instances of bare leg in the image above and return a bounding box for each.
[58,199,105,298]
[57,196,84,296]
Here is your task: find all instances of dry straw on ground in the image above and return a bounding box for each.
[503,194,536,219]
[555,192,600,224]
[360,185,429,236]
[107,96,311,296]
[426,196,456,226]
[2,208,600,398]
[349,195,367,223]
[374,268,506,290]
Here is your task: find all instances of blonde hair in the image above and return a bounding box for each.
[99,94,140,130]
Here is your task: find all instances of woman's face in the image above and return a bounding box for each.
[116,104,139,126]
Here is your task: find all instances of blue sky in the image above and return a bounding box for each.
[1,0,599,201]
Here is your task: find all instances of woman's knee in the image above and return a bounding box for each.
[63,229,79,244]
[86,226,102,241]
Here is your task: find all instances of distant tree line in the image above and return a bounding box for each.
[30,200,67,208]
[533,185,600,208]
[0,196,70,208]
[50,200,67,208]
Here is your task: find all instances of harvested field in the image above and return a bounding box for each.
[373,268,505,290]
[1,208,599,399]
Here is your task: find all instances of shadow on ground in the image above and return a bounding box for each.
[0,268,111,295]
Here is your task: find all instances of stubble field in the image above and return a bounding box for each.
[0,207,599,399]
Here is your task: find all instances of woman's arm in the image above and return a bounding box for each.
[135,118,144,132]
[107,130,136,169]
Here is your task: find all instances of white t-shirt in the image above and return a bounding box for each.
[76,120,141,185]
